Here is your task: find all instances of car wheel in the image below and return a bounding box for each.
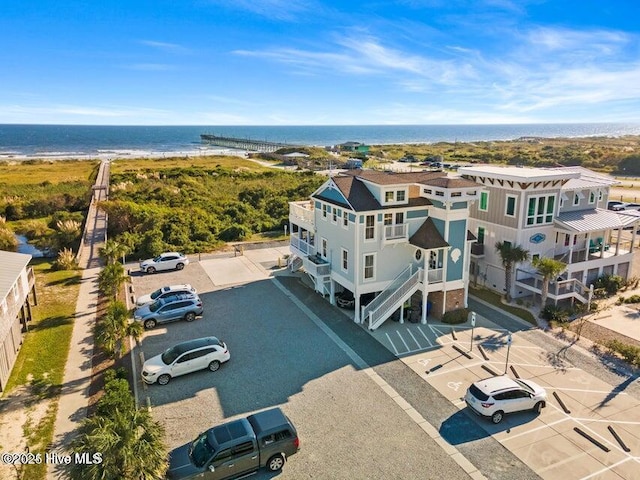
[184,312,196,322]
[144,319,157,329]
[533,401,545,414]
[146,266,156,274]
[491,411,504,424]
[176,263,184,270]
[266,454,285,472]
[208,360,220,372]
[157,374,171,386]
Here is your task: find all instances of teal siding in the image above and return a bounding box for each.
[452,202,467,210]
[430,200,444,208]
[407,209,428,219]
[447,219,467,282]
[377,213,383,222]
[315,200,321,209]
[432,218,445,236]
[316,186,349,205]
[349,213,356,222]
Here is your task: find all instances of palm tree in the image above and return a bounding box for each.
[95,301,143,358]
[99,239,130,265]
[495,242,529,302]
[98,262,128,298]
[532,257,567,308]
[67,403,168,480]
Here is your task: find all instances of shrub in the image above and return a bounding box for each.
[53,247,78,270]
[442,308,470,324]
[541,305,569,323]
[96,372,134,417]
[594,274,625,296]
[624,294,640,304]
[605,340,640,368]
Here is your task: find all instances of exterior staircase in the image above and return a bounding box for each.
[362,266,423,330]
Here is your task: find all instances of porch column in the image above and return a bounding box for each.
[421,292,428,324]
[355,295,361,324]
[632,224,638,252]
[615,227,621,256]
[421,252,428,325]
[568,233,575,264]
[586,232,592,258]
[329,279,336,306]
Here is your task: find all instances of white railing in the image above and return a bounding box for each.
[290,236,314,256]
[426,268,443,283]
[289,201,315,225]
[515,268,590,304]
[362,266,413,319]
[368,269,422,330]
[302,255,331,277]
[384,223,408,241]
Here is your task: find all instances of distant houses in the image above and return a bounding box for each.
[338,142,370,154]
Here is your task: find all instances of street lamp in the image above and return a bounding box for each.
[504,333,512,374]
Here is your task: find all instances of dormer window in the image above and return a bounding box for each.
[435,191,444,197]
[396,190,406,202]
[589,191,596,204]
[451,191,462,197]
[385,191,394,202]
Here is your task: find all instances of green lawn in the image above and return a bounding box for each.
[3,259,81,480]
[469,286,537,326]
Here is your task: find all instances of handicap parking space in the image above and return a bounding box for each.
[368,313,640,480]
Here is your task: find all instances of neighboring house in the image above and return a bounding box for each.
[0,250,37,391]
[289,169,479,330]
[338,142,370,154]
[459,165,640,305]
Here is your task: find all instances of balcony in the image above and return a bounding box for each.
[470,243,485,257]
[426,268,443,283]
[290,235,314,257]
[289,201,315,230]
[383,223,408,244]
[302,254,331,277]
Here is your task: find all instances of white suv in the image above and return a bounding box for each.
[142,336,230,386]
[136,284,197,307]
[465,375,547,424]
[139,252,189,274]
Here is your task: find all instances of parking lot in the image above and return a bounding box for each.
[128,251,640,480]
[368,312,640,480]
[128,254,475,480]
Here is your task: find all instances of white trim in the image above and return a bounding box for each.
[363,253,376,282]
[341,248,349,273]
[364,214,376,242]
[505,194,517,217]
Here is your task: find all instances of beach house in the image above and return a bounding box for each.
[0,250,37,391]
[459,165,640,305]
[288,169,479,330]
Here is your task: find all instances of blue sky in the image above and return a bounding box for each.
[2,0,640,125]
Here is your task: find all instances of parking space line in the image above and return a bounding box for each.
[405,329,423,349]
[397,345,441,357]
[417,326,434,347]
[385,333,399,355]
[500,418,571,442]
[396,331,411,352]
[425,361,485,378]
[579,458,635,480]
[487,360,580,370]
[536,451,592,474]
[544,386,631,396]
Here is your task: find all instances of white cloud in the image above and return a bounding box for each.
[139,40,191,54]
[208,0,316,21]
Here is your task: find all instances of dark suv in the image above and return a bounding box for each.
[167,407,299,479]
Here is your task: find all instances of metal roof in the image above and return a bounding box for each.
[0,250,32,301]
[555,208,640,233]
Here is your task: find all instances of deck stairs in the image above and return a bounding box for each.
[362,266,423,330]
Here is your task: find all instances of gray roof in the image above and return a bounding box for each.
[0,250,32,301]
[555,209,640,233]
[409,218,449,250]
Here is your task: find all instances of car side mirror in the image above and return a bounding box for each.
[208,465,215,473]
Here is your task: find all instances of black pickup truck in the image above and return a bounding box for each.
[167,407,299,480]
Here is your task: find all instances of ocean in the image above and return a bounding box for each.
[1,123,640,159]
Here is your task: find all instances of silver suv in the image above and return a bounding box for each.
[465,375,547,424]
[134,293,203,329]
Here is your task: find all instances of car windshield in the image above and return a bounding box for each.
[189,432,215,468]
[515,379,535,394]
[148,300,163,313]
[149,288,163,300]
[161,346,180,365]
[153,255,163,262]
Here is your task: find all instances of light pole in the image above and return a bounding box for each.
[504,333,512,374]
[469,311,476,352]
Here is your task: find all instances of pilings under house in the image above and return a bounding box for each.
[200,134,300,153]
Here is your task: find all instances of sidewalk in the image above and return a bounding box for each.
[47,160,108,479]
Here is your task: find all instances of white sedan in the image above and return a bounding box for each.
[135,284,197,307]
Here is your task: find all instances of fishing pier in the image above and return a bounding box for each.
[200,134,299,153]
